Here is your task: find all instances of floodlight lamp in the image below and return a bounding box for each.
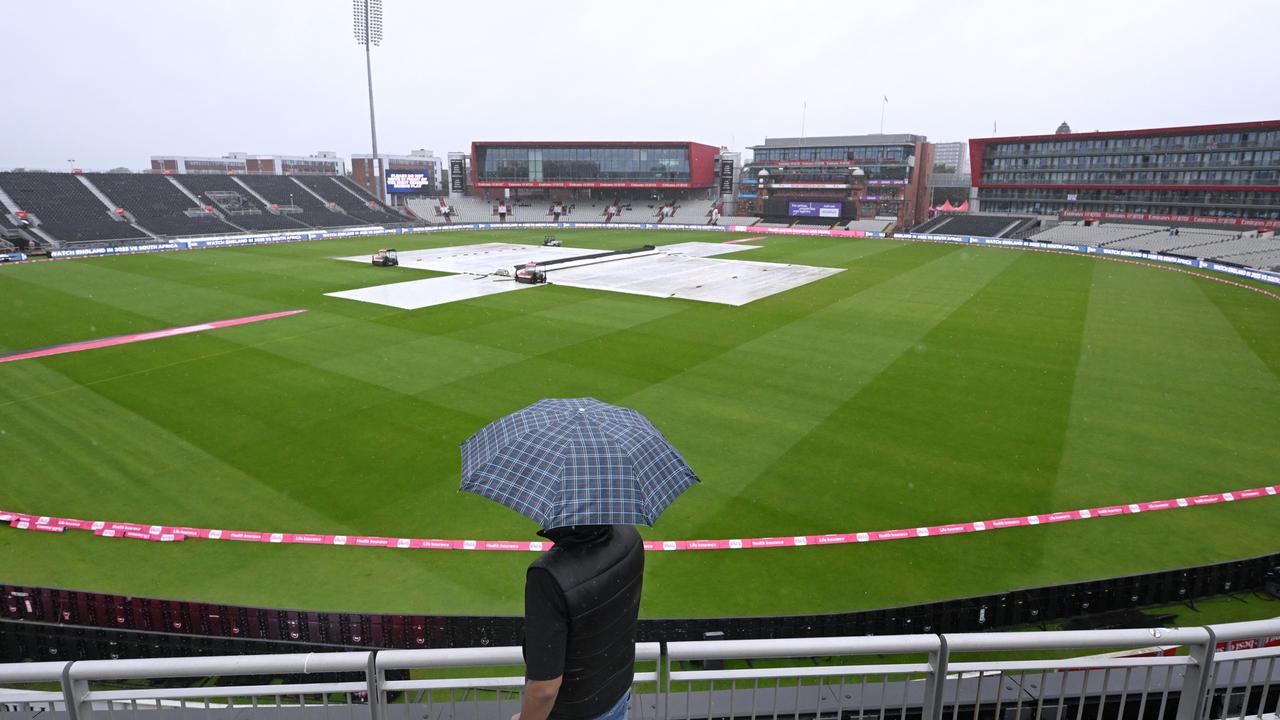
[353,0,383,46]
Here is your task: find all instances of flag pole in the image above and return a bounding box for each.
[880,95,887,134]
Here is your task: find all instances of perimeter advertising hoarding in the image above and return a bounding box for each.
[386,170,435,194]
[789,201,842,218]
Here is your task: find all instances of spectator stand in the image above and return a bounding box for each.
[327,176,413,221]
[237,175,361,228]
[171,174,309,232]
[86,174,240,238]
[291,175,395,226]
[910,213,1033,239]
[0,173,149,246]
[1028,220,1280,271]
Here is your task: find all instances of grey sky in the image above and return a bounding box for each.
[5,0,1278,171]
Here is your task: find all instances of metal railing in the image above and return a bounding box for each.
[2,625,1278,720]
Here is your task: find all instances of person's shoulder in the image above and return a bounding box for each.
[612,524,642,546]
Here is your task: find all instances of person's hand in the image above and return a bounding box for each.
[510,713,521,720]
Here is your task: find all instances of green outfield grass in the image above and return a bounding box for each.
[0,229,1277,619]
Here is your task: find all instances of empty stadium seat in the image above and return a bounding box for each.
[1223,248,1280,271]
[846,219,894,233]
[1031,223,1165,248]
[915,214,1029,238]
[330,176,411,219]
[910,216,952,233]
[1171,233,1280,260]
[0,173,150,245]
[237,176,366,228]
[170,175,308,232]
[292,176,399,225]
[87,174,240,237]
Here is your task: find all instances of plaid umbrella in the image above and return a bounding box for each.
[460,398,699,528]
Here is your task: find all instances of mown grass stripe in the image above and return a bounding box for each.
[1,230,1277,618]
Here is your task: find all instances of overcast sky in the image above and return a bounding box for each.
[5,0,1278,171]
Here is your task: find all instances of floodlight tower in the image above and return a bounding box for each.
[353,0,384,200]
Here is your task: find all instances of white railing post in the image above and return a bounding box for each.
[922,634,950,720]
[60,661,92,720]
[659,642,671,720]
[1176,626,1217,720]
[366,650,386,720]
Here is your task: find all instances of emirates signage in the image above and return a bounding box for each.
[1060,210,1276,230]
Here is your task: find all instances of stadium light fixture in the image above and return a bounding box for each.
[353,0,384,201]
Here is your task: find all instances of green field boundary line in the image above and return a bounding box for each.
[3,484,1276,554]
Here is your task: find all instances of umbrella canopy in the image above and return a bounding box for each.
[460,398,699,529]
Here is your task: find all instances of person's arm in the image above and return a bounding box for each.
[512,675,562,720]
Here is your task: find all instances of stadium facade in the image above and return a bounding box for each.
[933,141,968,172]
[737,134,934,228]
[149,151,345,176]
[970,120,1280,230]
[468,141,720,200]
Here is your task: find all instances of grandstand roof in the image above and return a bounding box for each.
[751,134,925,149]
[472,141,716,148]
[976,119,1280,144]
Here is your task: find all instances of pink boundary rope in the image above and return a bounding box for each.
[2,485,1274,553]
[0,310,307,364]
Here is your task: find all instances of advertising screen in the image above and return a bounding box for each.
[385,170,435,194]
[788,201,842,218]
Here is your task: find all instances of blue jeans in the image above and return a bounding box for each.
[593,690,631,720]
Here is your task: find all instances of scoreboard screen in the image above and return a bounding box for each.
[449,157,467,193]
[385,170,434,194]
[788,201,842,218]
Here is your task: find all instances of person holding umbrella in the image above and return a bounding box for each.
[460,398,699,720]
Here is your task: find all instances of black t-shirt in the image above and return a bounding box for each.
[523,566,569,680]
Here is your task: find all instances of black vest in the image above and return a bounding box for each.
[531,526,644,720]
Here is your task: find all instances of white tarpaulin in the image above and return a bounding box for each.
[329,242,841,309]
